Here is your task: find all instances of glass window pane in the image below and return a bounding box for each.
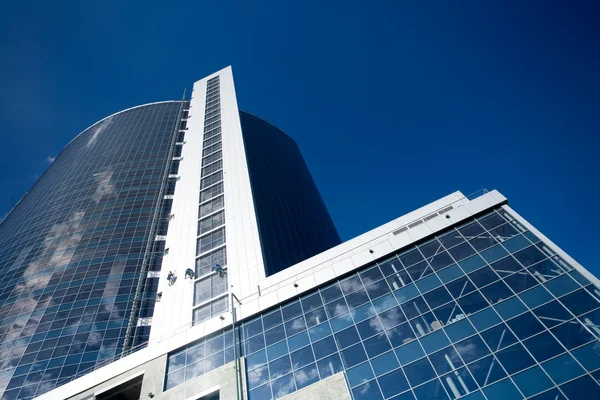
[265,325,286,346]
[424,287,453,309]
[330,312,354,333]
[504,271,538,294]
[560,288,600,316]
[522,331,564,363]
[495,343,535,374]
[287,331,309,352]
[399,249,424,269]
[401,297,430,319]
[365,280,391,300]
[293,363,319,390]
[395,340,425,365]
[440,367,478,399]
[519,285,553,309]
[514,246,547,267]
[271,373,295,398]
[571,341,600,372]
[269,355,292,379]
[340,343,367,368]
[444,318,476,343]
[263,310,283,331]
[360,266,384,285]
[439,229,465,249]
[324,298,348,319]
[438,264,464,284]
[478,212,507,230]
[469,307,501,331]
[507,312,544,340]
[541,353,585,384]
[320,283,343,304]
[533,300,571,328]
[386,322,416,348]
[447,277,476,299]
[345,288,370,309]
[308,323,331,342]
[479,245,509,264]
[378,306,406,330]
[351,303,377,324]
[247,364,269,390]
[551,319,595,349]
[480,323,517,352]
[316,353,343,379]
[512,366,553,398]
[482,378,522,400]
[284,316,306,337]
[290,346,314,370]
[267,341,288,361]
[493,296,526,320]
[334,326,360,350]
[559,375,600,399]
[312,336,337,360]
[300,293,323,312]
[364,333,392,358]
[404,357,437,386]
[346,362,374,388]
[340,275,363,295]
[357,316,384,339]
[371,351,399,376]
[282,301,302,321]
[544,274,580,297]
[395,283,420,304]
[378,368,410,398]
[413,378,449,400]
[458,292,489,316]
[455,335,490,364]
[415,273,443,293]
[420,329,450,354]
[467,355,506,387]
[305,307,327,328]
[429,346,464,375]
[480,280,513,305]
[352,381,384,400]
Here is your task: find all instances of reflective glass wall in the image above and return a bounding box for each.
[0,102,183,399]
[240,111,341,277]
[165,208,600,400]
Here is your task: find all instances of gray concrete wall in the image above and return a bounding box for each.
[65,356,246,400]
[280,372,351,400]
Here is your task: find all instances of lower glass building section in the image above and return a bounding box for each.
[165,207,600,399]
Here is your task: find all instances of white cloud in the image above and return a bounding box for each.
[86,116,113,148]
[45,156,55,164]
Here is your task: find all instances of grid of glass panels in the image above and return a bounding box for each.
[0,102,184,400]
[166,208,600,399]
[193,77,228,324]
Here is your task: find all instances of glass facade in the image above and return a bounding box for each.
[193,77,229,325]
[240,111,341,277]
[165,207,600,400]
[0,102,185,399]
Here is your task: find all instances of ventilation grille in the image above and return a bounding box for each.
[392,205,454,236]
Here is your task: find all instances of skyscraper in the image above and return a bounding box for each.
[2,67,600,400]
[0,67,340,400]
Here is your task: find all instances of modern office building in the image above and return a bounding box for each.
[0,67,340,400]
[1,67,600,400]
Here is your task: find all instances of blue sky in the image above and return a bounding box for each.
[0,1,598,275]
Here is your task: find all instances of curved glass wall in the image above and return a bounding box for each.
[240,111,341,277]
[0,102,184,400]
